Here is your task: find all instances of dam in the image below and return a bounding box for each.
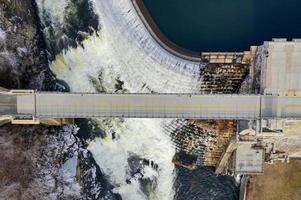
[1,38,301,124]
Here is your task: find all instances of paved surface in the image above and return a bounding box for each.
[0,94,17,115]
[1,92,301,119]
[235,142,264,174]
[28,93,261,119]
[262,96,301,118]
[261,40,301,95]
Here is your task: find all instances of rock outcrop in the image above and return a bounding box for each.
[0,125,119,199]
[0,1,117,199]
[0,0,62,90]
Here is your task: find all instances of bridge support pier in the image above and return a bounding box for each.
[0,87,9,93]
[39,118,75,126]
[0,116,74,126]
[0,116,13,126]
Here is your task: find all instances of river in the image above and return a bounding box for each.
[143,0,301,52]
[36,0,239,199]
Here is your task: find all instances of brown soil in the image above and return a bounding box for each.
[246,159,301,200]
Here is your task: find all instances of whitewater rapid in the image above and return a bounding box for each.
[48,0,204,93]
[36,0,205,199]
[88,118,176,199]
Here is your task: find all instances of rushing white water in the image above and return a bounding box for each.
[36,0,67,27]
[88,118,176,200]
[36,0,206,199]
[0,27,17,68]
[49,0,204,93]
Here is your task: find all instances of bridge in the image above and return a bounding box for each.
[1,90,301,122]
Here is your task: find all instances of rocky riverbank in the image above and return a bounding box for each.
[0,1,119,199]
[0,0,61,90]
[0,125,120,199]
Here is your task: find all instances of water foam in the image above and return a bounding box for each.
[36,0,67,27]
[36,0,207,199]
[88,118,175,200]
[49,0,204,93]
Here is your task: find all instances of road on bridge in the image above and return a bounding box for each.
[1,92,301,119]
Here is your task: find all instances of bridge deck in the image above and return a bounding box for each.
[0,94,17,115]
[31,93,260,119]
[0,92,299,119]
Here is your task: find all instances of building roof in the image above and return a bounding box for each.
[262,40,301,96]
[235,142,264,174]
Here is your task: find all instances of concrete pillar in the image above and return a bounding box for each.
[0,116,12,126]
[0,116,74,126]
[40,118,74,126]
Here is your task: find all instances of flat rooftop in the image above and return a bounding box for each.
[262,39,301,95]
[235,142,264,174]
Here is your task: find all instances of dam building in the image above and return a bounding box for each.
[1,39,301,176]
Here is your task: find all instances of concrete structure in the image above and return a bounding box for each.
[19,93,262,119]
[261,39,301,96]
[201,51,253,64]
[1,91,301,122]
[235,142,264,174]
[0,93,17,115]
[215,139,237,174]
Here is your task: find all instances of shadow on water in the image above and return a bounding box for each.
[174,166,239,200]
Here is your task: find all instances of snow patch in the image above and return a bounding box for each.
[60,155,78,177]
[0,28,6,42]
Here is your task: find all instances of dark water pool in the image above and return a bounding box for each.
[143,0,301,52]
[174,166,239,200]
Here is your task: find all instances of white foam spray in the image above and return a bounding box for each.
[36,0,206,199]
